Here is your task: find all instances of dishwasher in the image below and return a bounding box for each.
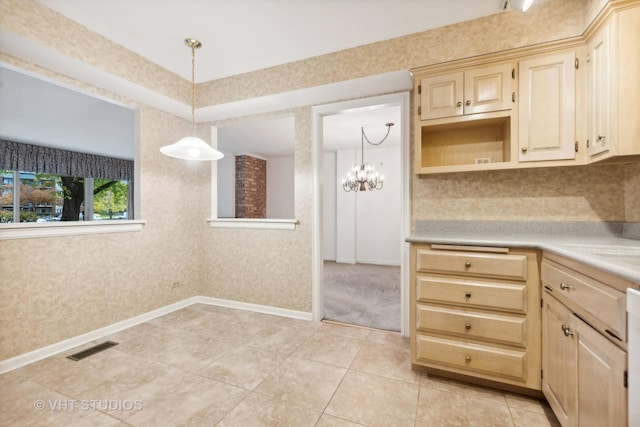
[628,288,640,427]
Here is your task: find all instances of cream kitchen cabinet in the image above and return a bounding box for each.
[418,62,514,120]
[586,3,640,161]
[518,50,579,163]
[542,253,630,427]
[413,60,517,173]
[410,244,541,391]
[411,1,639,175]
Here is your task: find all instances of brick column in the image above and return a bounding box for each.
[235,154,266,218]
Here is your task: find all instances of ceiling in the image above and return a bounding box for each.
[217,104,401,157]
[35,0,518,83]
[24,0,540,157]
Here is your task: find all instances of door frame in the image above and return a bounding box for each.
[311,91,411,336]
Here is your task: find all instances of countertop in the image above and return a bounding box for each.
[407,221,640,285]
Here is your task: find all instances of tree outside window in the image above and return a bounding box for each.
[1,170,129,223]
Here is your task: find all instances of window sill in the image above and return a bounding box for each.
[0,220,146,240]
[207,218,298,230]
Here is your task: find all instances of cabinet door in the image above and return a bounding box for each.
[587,19,612,157]
[464,63,513,115]
[575,318,627,427]
[419,72,463,120]
[542,295,576,427]
[519,51,576,162]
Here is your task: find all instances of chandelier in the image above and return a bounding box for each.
[160,39,224,161]
[342,123,394,192]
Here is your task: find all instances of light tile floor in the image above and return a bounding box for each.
[0,304,561,426]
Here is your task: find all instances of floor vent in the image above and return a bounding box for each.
[67,341,118,361]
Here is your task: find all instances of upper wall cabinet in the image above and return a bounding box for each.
[411,1,640,175]
[587,19,612,157]
[413,61,516,174]
[586,3,640,161]
[419,63,514,120]
[518,50,578,163]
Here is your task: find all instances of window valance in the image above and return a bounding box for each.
[0,140,133,181]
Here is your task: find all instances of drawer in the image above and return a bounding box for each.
[415,334,527,381]
[542,259,626,339]
[416,275,527,313]
[416,304,527,346]
[416,249,528,280]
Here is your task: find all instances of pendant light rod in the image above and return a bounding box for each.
[159,38,224,161]
[185,38,201,135]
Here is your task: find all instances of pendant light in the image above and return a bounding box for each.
[160,38,224,161]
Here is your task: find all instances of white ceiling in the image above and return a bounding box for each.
[21,0,540,157]
[35,0,516,83]
[217,104,400,157]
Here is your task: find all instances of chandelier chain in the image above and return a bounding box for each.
[362,122,393,146]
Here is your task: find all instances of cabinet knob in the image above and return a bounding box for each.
[465,323,472,330]
[464,261,471,268]
[456,101,462,107]
[521,147,528,153]
[465,100,471,106]
[464,292,472,299]
[561,324,574,337]
[465,355,472,363]
[597,135,606,142]
[559,282,573,291]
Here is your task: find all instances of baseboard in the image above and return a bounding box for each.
[0,296,312,375]
[196,296,313,321]
[332,259,400,267]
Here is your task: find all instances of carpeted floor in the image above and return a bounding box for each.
[323,261,401,332]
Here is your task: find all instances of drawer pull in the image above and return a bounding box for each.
[464,323,472,330]
[465,355,472,363]
[464,261,472,268]
[559,282,573,291]
[561,324,574,337]
[464,292,472,300]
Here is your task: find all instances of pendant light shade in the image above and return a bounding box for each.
[160,38,224,161]
[160,136,224,160]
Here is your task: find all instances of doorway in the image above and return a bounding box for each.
[312,92,411,336]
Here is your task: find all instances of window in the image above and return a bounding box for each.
[0,140,133,223]
[216,116,295,220]
[0,64,137,236]
[0,170,130,223]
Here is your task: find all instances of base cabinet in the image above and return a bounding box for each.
[410,244,541,390]
[542,294,627,427]
[542,253,630,427]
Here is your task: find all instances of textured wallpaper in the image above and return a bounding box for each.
[198,107,314,312]
[0,0,636,362]
[196,0,585,106]
[625,162,640,222]
[412,164,627,222]
[0,0,190,104]
[0,92,207,361]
